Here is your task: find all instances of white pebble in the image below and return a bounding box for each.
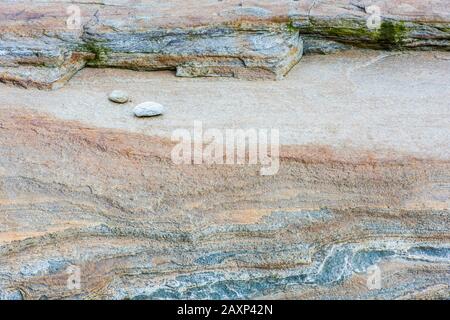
[133,102,165,117]
[108,90,129,104]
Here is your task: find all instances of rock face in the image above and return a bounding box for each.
[0,0,449,89]
[0,51,449,300]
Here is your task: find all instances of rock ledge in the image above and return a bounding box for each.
[0,0,449,88]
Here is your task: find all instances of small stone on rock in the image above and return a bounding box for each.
[133,102,165,117]
[108,90,129,104]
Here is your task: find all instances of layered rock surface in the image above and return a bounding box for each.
[0,51,449,299]
[1,0,449,88]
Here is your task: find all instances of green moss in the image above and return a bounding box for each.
[305,18,379,42]
[377,21,407,49]
[300,18,408,49]
[77,41,111,65]
[286,21,300,33]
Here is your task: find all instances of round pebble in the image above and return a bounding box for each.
[108,90,129,104]
[133,102,165,117]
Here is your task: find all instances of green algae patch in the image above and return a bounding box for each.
[300,18,409,49]
[377,21,407,49]
[286,21,300,33]
[77,41,111,65]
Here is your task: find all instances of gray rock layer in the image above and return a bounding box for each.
[0,0,449,89]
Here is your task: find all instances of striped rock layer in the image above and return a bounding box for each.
[0,50,449,299]
[0,0,449,88]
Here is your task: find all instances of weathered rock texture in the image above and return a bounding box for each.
[0,0,449,88]
[0,51,449,299]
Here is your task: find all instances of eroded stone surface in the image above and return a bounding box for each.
[0,51,449,299]
[0,0,449,88]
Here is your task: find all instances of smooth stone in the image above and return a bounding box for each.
[108,90,129,104]
[133,102,165,117]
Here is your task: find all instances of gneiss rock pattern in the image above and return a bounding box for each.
[0,0,449,89]
[0,51,449,299]
[0,109,448,300]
